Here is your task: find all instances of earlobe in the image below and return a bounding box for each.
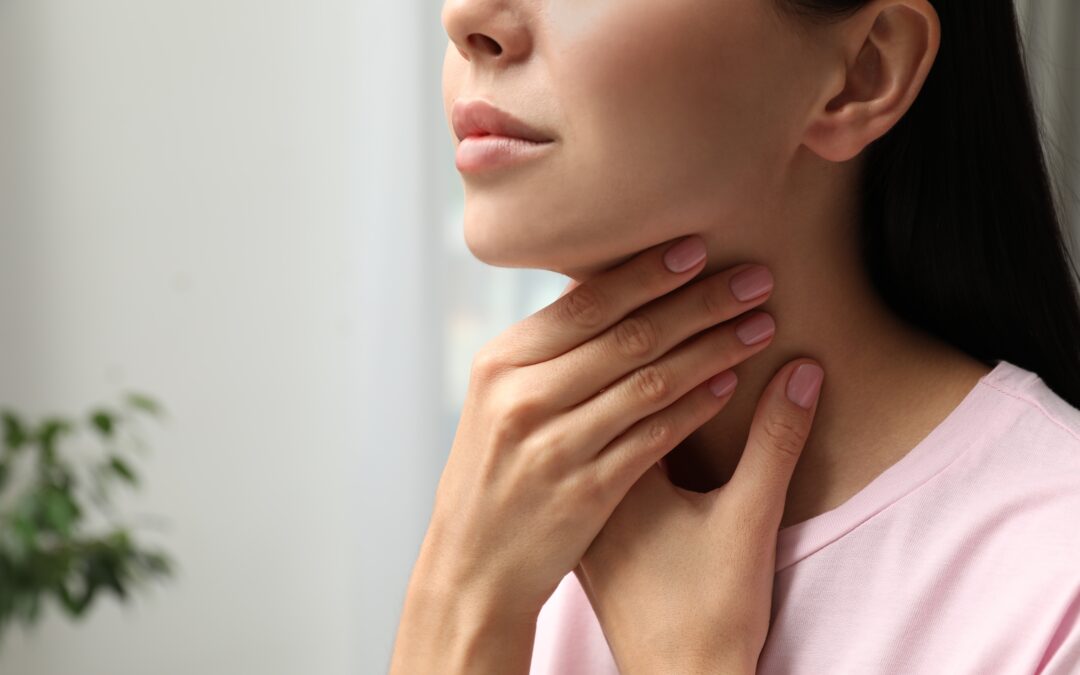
[800,0,940,164]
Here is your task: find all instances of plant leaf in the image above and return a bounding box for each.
[37,418,74,464]
[124,393,163,418]
[107,456,138,486]
[89,410,115,438]
[2,410,27,451]
[0,398,173,635]
[43,489,79,537]
[138,551,173,576]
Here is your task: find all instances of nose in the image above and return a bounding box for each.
[441,0,532,64]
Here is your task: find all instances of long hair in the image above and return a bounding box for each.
[776,0,1080,408]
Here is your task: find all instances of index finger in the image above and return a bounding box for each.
[490,235,708,366]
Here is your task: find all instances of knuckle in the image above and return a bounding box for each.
[558,284,606,329]
[761,412,809,458]
[497,382,548,430]
[471,348,502,378]
[530,421,568,455]
[522,427,572,481]
[572,462,613,509]
[471,341,514,380]
[643,419,673,450]
[631,365,672,404]
[612,313,660,358]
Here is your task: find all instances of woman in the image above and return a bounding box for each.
[391,0,1080,672]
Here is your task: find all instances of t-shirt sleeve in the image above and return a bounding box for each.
[530,571,620,675]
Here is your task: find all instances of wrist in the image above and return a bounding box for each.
[390,561,539,675]
[625,657,755,675]
[617,640,757,675]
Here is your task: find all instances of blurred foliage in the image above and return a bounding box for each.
[0,392,173,644]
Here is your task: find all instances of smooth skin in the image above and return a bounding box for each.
[389,239,818,673]
[392,0,995,671]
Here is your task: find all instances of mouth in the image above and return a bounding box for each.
[454,134,555,174]
[451,98,556,174]
[451,98,556,144]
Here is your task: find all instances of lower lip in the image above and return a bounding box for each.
[455,135,555,173]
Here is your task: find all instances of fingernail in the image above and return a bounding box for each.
[734,313,775,346]
[729,265,774,302]
[708,370,738,397]
[663,237,706,273]
[787,363,824,409]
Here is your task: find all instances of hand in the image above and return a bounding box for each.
[391,235,777,672]
[575,359,824,674]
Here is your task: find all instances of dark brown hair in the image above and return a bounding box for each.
[777,0,1080,407]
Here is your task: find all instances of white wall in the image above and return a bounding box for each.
[0,2,1076,674]
[0,1,446,673]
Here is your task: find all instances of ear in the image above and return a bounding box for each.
[801,0,940,163]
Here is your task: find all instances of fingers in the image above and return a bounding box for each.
[560,308,775,461]
[486,236,709,367]
[727,359,824,528]
[542,262,773,408]
[593,369,741,497]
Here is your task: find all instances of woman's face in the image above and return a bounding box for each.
[442,0,826,276]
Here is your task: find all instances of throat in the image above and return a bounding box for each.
[658,350,994,529]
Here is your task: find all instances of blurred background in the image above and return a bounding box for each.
[0,1,1075,674]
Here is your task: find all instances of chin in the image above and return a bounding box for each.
[461,208,541,270]
[459,190,648,276]
[462,226,627,285]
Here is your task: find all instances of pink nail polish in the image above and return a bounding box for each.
[663,237,707,273]
[787,363,824,409]
[709,370,738,397]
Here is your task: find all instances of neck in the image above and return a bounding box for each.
[569,147,992,528]
[663,272,988,527]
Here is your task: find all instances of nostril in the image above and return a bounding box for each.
[468,33,503,56]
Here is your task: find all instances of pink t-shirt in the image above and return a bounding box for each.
[530,359,1080,674]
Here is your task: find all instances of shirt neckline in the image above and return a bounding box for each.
[773,358,1036,571]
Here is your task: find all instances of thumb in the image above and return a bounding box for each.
[727,359,824,527]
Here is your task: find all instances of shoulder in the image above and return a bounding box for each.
[964,363,1080,560]
[978,360,1080,463]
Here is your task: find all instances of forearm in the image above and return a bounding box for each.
[389,569,538,675]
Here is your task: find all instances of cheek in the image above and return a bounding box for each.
[549,1,789,217]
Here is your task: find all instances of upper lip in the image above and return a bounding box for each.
[452,99,555,143]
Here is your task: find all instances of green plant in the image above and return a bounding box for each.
[0,392,173,642]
